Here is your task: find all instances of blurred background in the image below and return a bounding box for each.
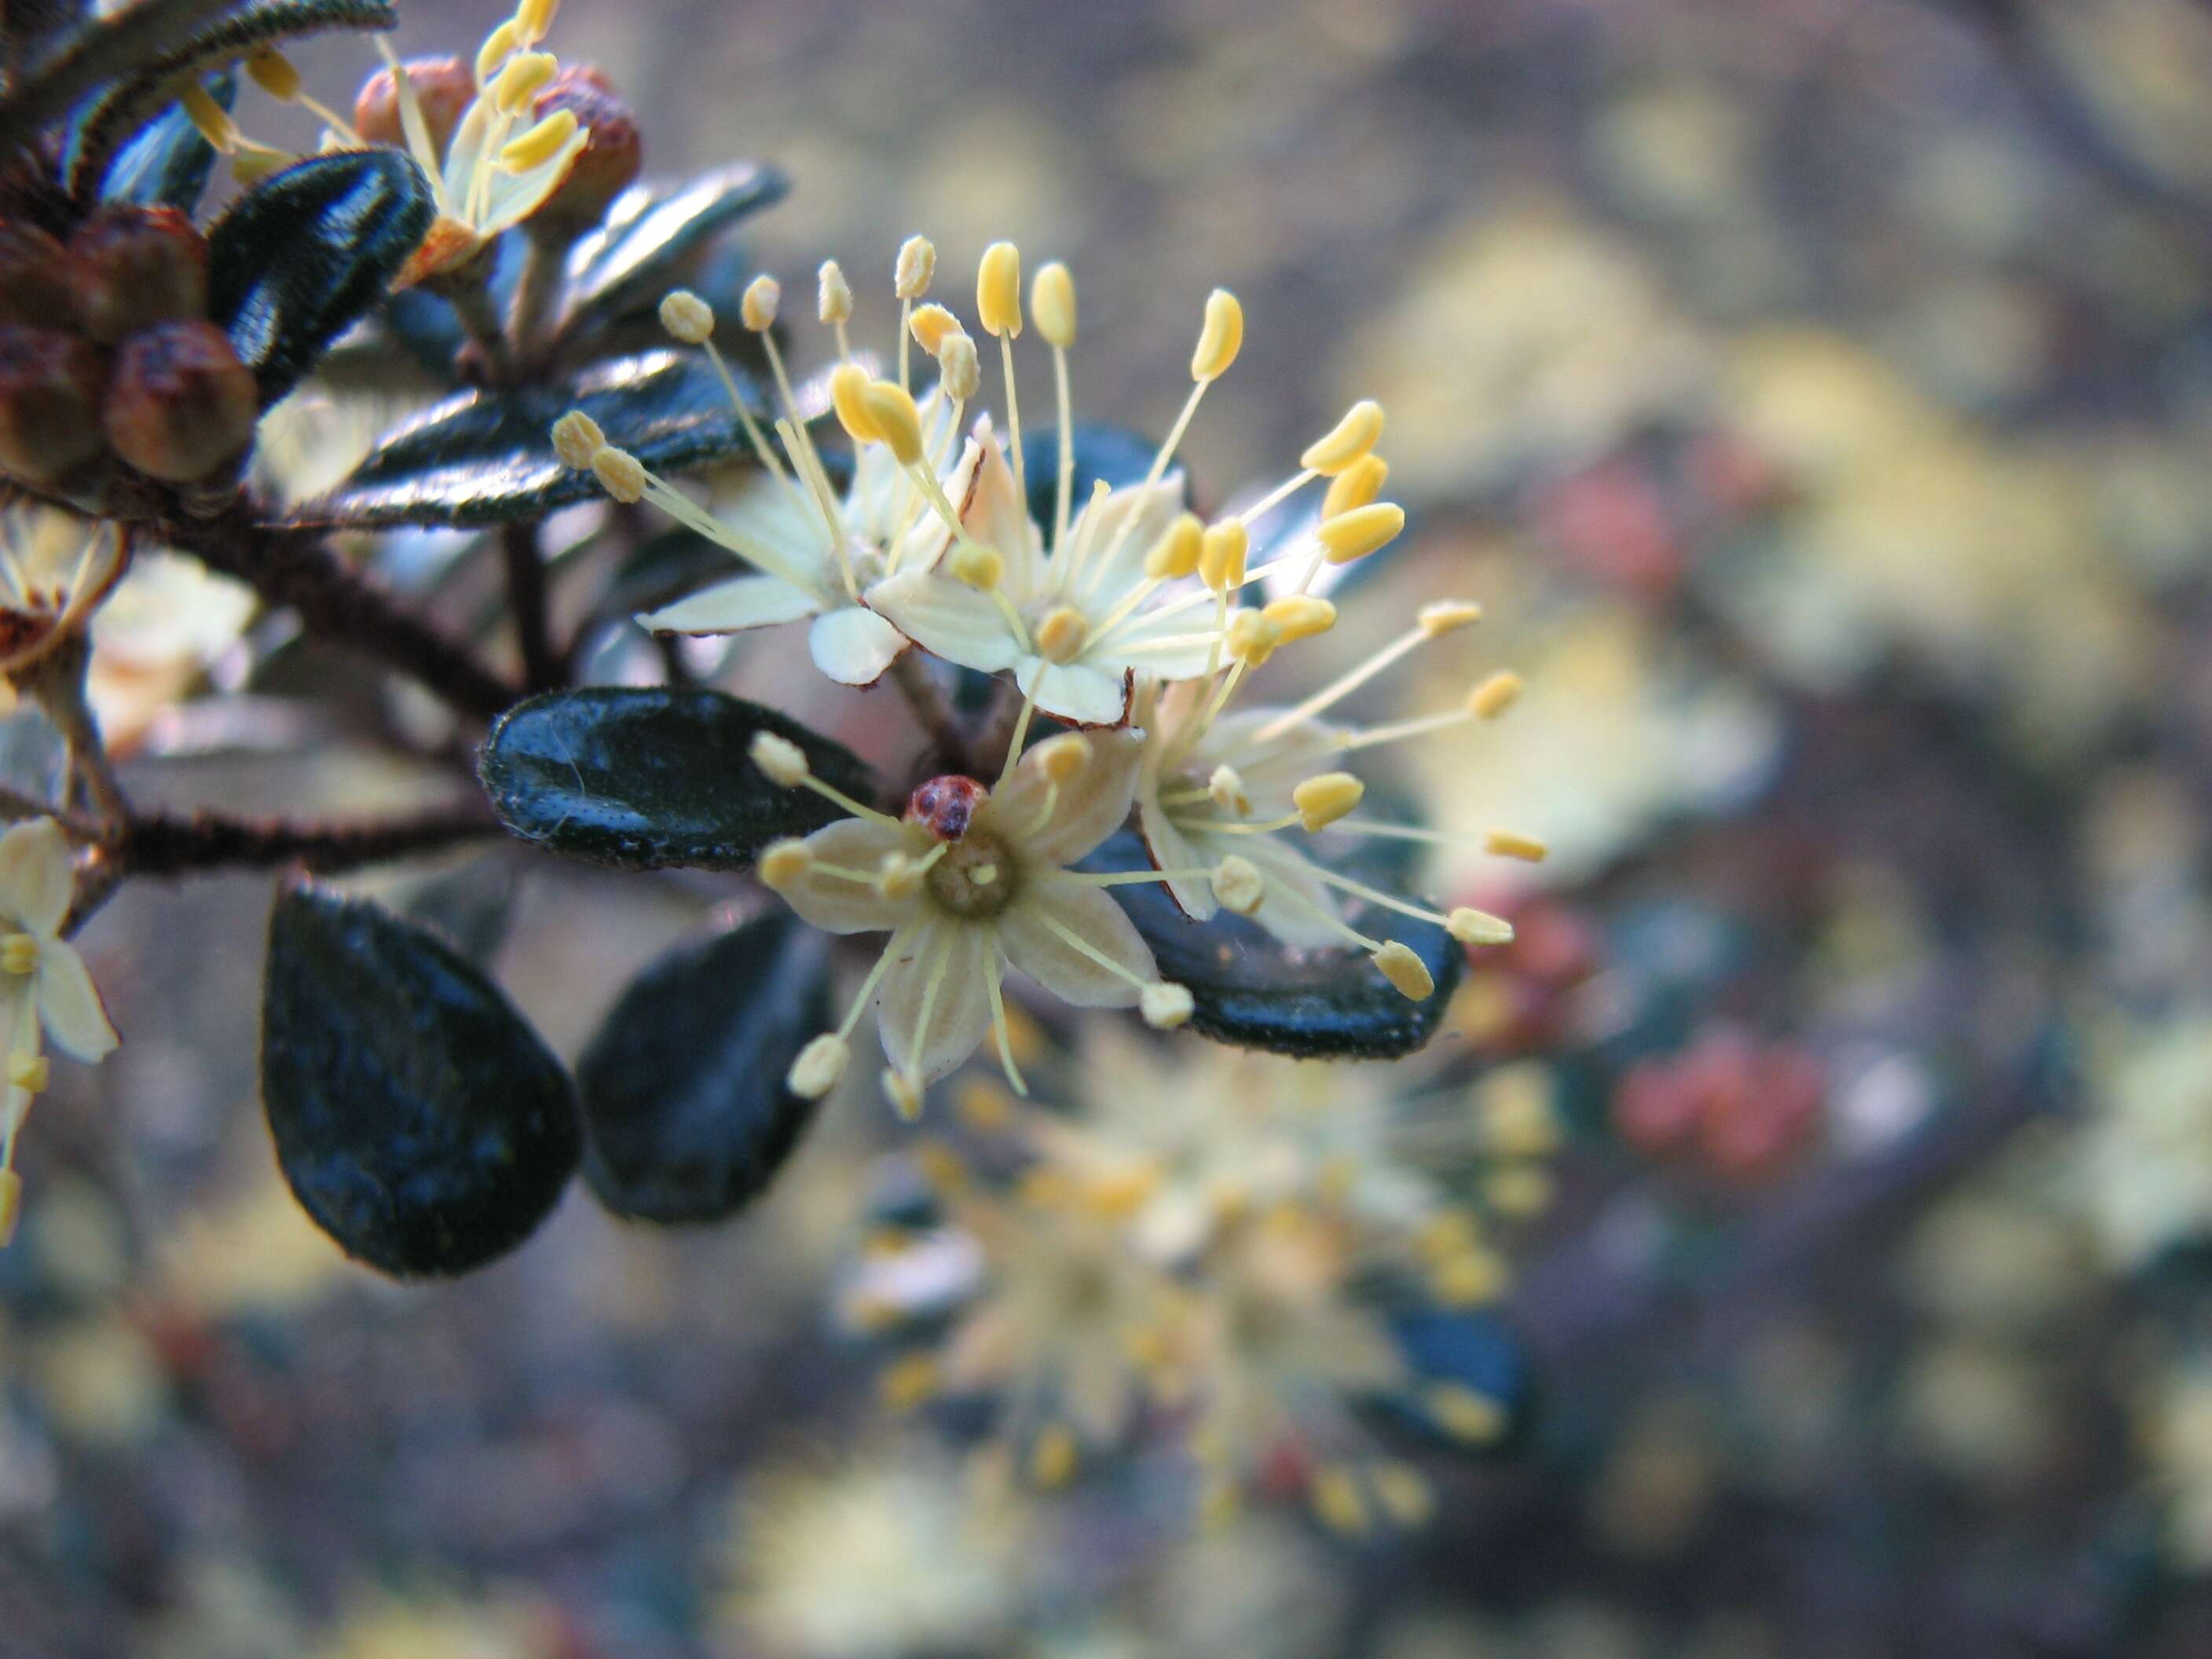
[11,0,2212,1652]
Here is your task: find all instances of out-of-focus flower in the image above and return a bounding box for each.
[86,551,255,751]
[1613,1027,1824,1185]
[0,507,127,684]
[2080,1015,2212,1268]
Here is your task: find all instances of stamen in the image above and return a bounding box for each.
[1470,670,1523,719]
[590,446,646,502]
[742,275,781,331]
[1033,260,1079,555]
[1292,773,1364,830]
[1037,912,1152,989]
[748,731,903,827]
[1140,982,1195,1030]
[831,363,881,444]
[895,235,936,390]
[1317,501,1405,565]
[1323,453,1388,519]
[890,928,958,1119]
[910,302,958,356]
[1209,764,1251,814]
[551,410,605,470]
[661,290,796,495]
[788,1034,849,1099]
[1254,880,1382,954]
[1485,830,1548,862]
[986,967,1027,1096]
[1372,940,1437,1001]
[977,242,1027,504]
[496,108,575,172]
[836,925,914,1041]
[1212,855,1265,914]
[1262,594,1335,644]
[819,259,855,359]
[1144,514,1204,580]
[1250,611,1465,744]
[1035,606,1090,665]
[997,672,1044,789]
[1299,399,1384,475]
[757,837,812,887]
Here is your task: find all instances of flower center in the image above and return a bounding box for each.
[0,932,38,976]
[926,830,1019,919]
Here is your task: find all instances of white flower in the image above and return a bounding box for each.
[0,818,120,1246]
[0,510,126,683]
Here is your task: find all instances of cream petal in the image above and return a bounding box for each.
[1014,656,1130,727]
[477,128,590,236]
[440,94,492,203]
[1192,828,1347,950]
[1136,787,1217,923]
[35,943,116,1062]
[637,572,821,635]
[958,418,1042,595]
[779,819,926,934]
[987,729,1144,869]
[1091,605,1221,683]
[876,920,997,1086]
[0,819,72,936]
[866,569,1024,674]
[808,604,907,687]
[1000,878,1155,1009]
[1060,472,1186,603]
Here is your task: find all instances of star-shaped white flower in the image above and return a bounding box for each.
[0,510,127,683]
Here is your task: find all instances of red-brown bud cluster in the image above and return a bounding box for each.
[1456,892,1602,1057]
[0,207,255,493]
[352,55,475,158]
[1613,1027,1825,1185]
[526,65,642,244]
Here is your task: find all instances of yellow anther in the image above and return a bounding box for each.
[1373,940,1436,1001]
[1031,260,1076,348]
[956,1078,1016,1130]
[474,18,522,85]
[1190,287,1243,381]
[245,49,302,102]
[1373,1464,1435,1529]
[1417,1210,1481,1261]
[1486,1163,1555,1217]
[894,234,936,299]
[1300,399,1384,475]
[1037,733,1093,782]
[786,1034,848,1099]
[589,446,646,503]
[1431,1247,1507,1307]
[1426,1382,1507,1445]
[817,258,853,325]
[976,241,1022,338]
[1261,594,1335,644]
[491,49,558,115]
[1143,513,1204,580]
[1225,609,1280,666]
[179,81,241,150]
[876,853,927,900]
[757,838,812,888]
[947,543,1003,591]
[657,290,716,345]
[938,332,981,401]
[0,1168,17,1249]
[859,379,926,465]
[882,1068,924,1120]
[740,274,780,331]
[1480,1069,1562,1155]
[1199,769,1248,820]
[495,108,577,172]
[1292,771,1364,831]
[912,1140,969,1194]
[1317,500,1404,565]
[515,0,562,42]
[550,410,606,470]
[1310,1466,1370,1537]
[1322,452,1389,519]
[1140,981,1195,1030]
[749,732,811,787]
[1030,1425,1079,1490]
[1035,606,1090,665]
[1448,908,1515,947]
[1469,670,1522,719]
[878,1353,940,1410]
[1419,599,1483,636]
[830,362,881,443]
[1197,521,1248,591]
[1212,856,1265,915]
[909,303,959,355]
[7,1055,48,1093]
[1485,830,1548,863]
[1083,1162,1162,1218]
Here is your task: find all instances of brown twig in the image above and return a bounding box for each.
[501,519,559,693]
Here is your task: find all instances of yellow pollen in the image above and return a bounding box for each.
[1317,501,1405,565]
[1323,453,1389,518]
[909,302,959,355]
[817,258,853,325]
[496,108,577,172]
[786,1034,848,1098]
[1,934,38,976]
[7,1055,48,1093]
[948,543,1003,591]
[1031,260,1076,348]
[1373,940,1435,1001]
[1262,594,1335,643]
[1212,855,1265,914]
[1374,1464,1435,1529]
[1485,830,1548,862]
[550,410,605,470]
[1469,670,1522,718]
[878,1353,940,1410]
[757,837,812,887]
[475,19,522,85]
[976,241,1022,338]
[741,274,780,331]
[1190,287,1243,381]
[1144,513,1204,580]
[491,49,558,115]
[1225,609,1280,666]
[1035,606,1090,665]
[1448,908,1515,947]
[749,732,811,787]
[246,49,302,102]
[938,332,981,400]
[1311,1466,1370,1537]
[1488,1163,1555,1217]
[657,290,716,345]
[956,1078,1016,1130]
[1198,522,1248,591]
[1426,1382,1507,1445]
[1292,772,1364,830]
[1431,1247,1507,1307]
[1300,399,1384,475]
[589,446,646,503]
[895,234,936,299]
[1030,1425,1079,1490]
[1419,599,1482,636]
[830,363,881,443]
[1037,733,1093,782]
[1141,981,1196,1029]
[859,379,925,465]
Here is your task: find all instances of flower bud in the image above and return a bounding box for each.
[526,67,643,243]
[0,222,75,330]
[102,320,257,483]
[0,325,108,487]
[68,206,209,344]
[353,55,474,156]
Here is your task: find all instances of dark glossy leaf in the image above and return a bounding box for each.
[1019,423,1163,533]
[262,882,579,1279]
[58,0,396,200]
[576,910,831,1223]
[208,148,434,405]
[479,686,877,870]
[558,163,788,337]
[1366,1309,1537,1456]
[306,350,755,529]
[1084,830,1463,1060]
[399,855,518,969]
[98,69,230,210]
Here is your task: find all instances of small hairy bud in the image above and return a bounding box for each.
[103,320,257,484]
[526,68,641,240]
[1469,670,1522,719]
[0,325,109,486]
[859,379,925,465]
[787,1034,848,1099]
[589,445,646,502]
[1212,855,1265,915]
[353,55,474,156]
[550,408,606,469]
[976,241,1022,338]
[741,274,780,331]
[658,290,716,345]
[937,332,981,401]
[1372,940,1436,1002]
[0,223,74,329]
[68,206,208,344]
[894,234,936,299]
[1198,521,1247,591]
[1448,908,1515,947]
[757,837,812,887]
[1317,500,1404,566]
[1031,259,1075,348]
[1292,772,1364,832]
[1190,287,1243,381]
[1140,981,1195,1031]
[1322,452,1388,519]
[749,732,811,787]
[817,259,853,325]
[1419,599,1482,636]
[1144,513,1204,580]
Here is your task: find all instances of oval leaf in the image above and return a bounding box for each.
[262,881,579,1278]
[479,685,877,870]
[576,910,831,1223]
[558,163,789,339]
[1083,831,1463,1060]
[208,148,434,406]
[306,350,755,529]
[98,68,230,209]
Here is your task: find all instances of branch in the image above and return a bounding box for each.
[501,520,559,694]
[109,802,502,881]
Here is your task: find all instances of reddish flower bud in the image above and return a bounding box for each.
[0,222,75,330]
[67,206,210,343]
[353,55,474,158]
[525,66,641,243]
[102,320,257,483]
[0,324,108,486]
[906,775,988,842]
